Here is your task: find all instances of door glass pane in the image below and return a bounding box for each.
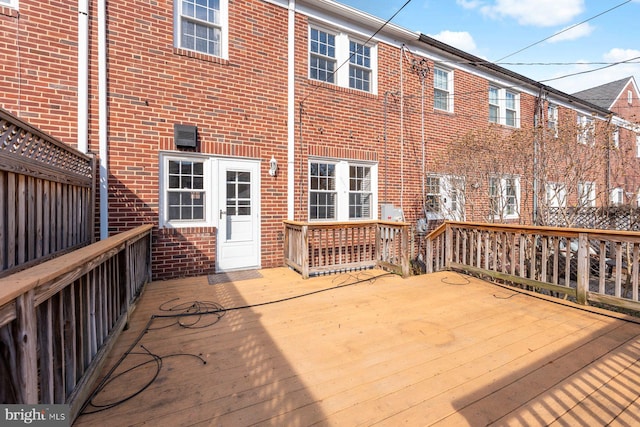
[226,170,251,216]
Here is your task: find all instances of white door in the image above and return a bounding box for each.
[217,159,260,272]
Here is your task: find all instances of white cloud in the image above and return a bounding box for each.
[547,23,594,43]
[456,0,484,9]
[544,49,640,94]
[428,30,478,53]
[480,0,585,27]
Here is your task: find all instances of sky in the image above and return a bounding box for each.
[338,0,640,95]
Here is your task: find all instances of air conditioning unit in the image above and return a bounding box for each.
[174,124,197,148]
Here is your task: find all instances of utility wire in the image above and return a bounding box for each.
[540,55,640,84]
[494,0,633,63]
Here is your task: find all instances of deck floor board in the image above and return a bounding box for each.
[74,268,640,426]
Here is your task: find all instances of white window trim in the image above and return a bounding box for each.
[0,0,18,8]
[308,158,378,221]
[578,181,596,208]
[636,134,640,158]
[547,104,558,137]
[546,182,567,208]
[489,86,520,128]
[159,153,214,228]
[308,24,378,95]
[174,0,229,60]
[613,127,620,149]
[577,114,595,145]
[425,174,464,220]
[433,67,454,113]
[629,90,633,104]
[611,187,624,206]
[490,175,521,220]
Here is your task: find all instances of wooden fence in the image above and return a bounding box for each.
[0,107,95,276]
[425,221,640,314]
[0,224,153,422]
[283,220,411,279]
[543,206,640,231]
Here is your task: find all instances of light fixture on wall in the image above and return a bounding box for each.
[269,155,278,177]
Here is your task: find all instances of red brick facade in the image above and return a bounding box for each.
[2,0,637,279]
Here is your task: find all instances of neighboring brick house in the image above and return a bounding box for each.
[0,0,633,279]
[573,77,640,207]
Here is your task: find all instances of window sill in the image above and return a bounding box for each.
[173,48,229,65]
[307,79,377,98]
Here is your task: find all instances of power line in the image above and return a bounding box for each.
[540,55,640,84]
[494,0,633,63]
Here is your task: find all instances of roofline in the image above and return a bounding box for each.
[417,34,612,116]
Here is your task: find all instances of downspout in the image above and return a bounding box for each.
[77,0,88,154]
[287,0,296,220]
[399,46,404,211]
[98,0,108,239]
[533,87,543,225]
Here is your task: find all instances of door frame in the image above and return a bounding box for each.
[215,157,261,272]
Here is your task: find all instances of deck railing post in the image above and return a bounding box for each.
[301,224,309,279]
[576,233,589,305]
[401,224,410,278]
[445,224,453,269]
[16,289,38,403]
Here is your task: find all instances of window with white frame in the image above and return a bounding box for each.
[349,165,372,219]
[636,134,640,157]
[309,26,376,93]
[611,187,624,206]
[175,0,228,58]
[578,182,596,207]
[547,104,558,137]
[613,127,619,148]
[434,67,453,112]
[161,156,209,226]
[309,159,377,221]
[0,0,18,8]
[577,114,595,145]
[546,182,567,208]
[425,174,464,220]
[349,40,371,92]
[629,90,633,104]
[488,86,519,127]
[489,176,520,219]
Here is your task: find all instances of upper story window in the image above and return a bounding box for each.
[613,127,620,148]
[434,67,453,112]
[309,26,377,94]
[547,104,558,137]
[577,114,595,145]
[489,175,520,220]
[349,41,371,92]
[489,86,519,127]
[309,159,377,221]
[175,0,228,59]
[636,134,640,158]
[629,90,633,104]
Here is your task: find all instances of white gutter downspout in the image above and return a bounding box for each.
[287,0,296,220]
[98,0,108,239]
[77,0,88,154]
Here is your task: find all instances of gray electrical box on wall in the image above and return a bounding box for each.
[174,124,197,148]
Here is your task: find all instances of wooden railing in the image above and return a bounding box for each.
[425,221,640,313]
[0,107,95,276]
[0,224,153,422]
[283,220,410,279]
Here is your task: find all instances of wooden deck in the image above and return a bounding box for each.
[73,268,640,426]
